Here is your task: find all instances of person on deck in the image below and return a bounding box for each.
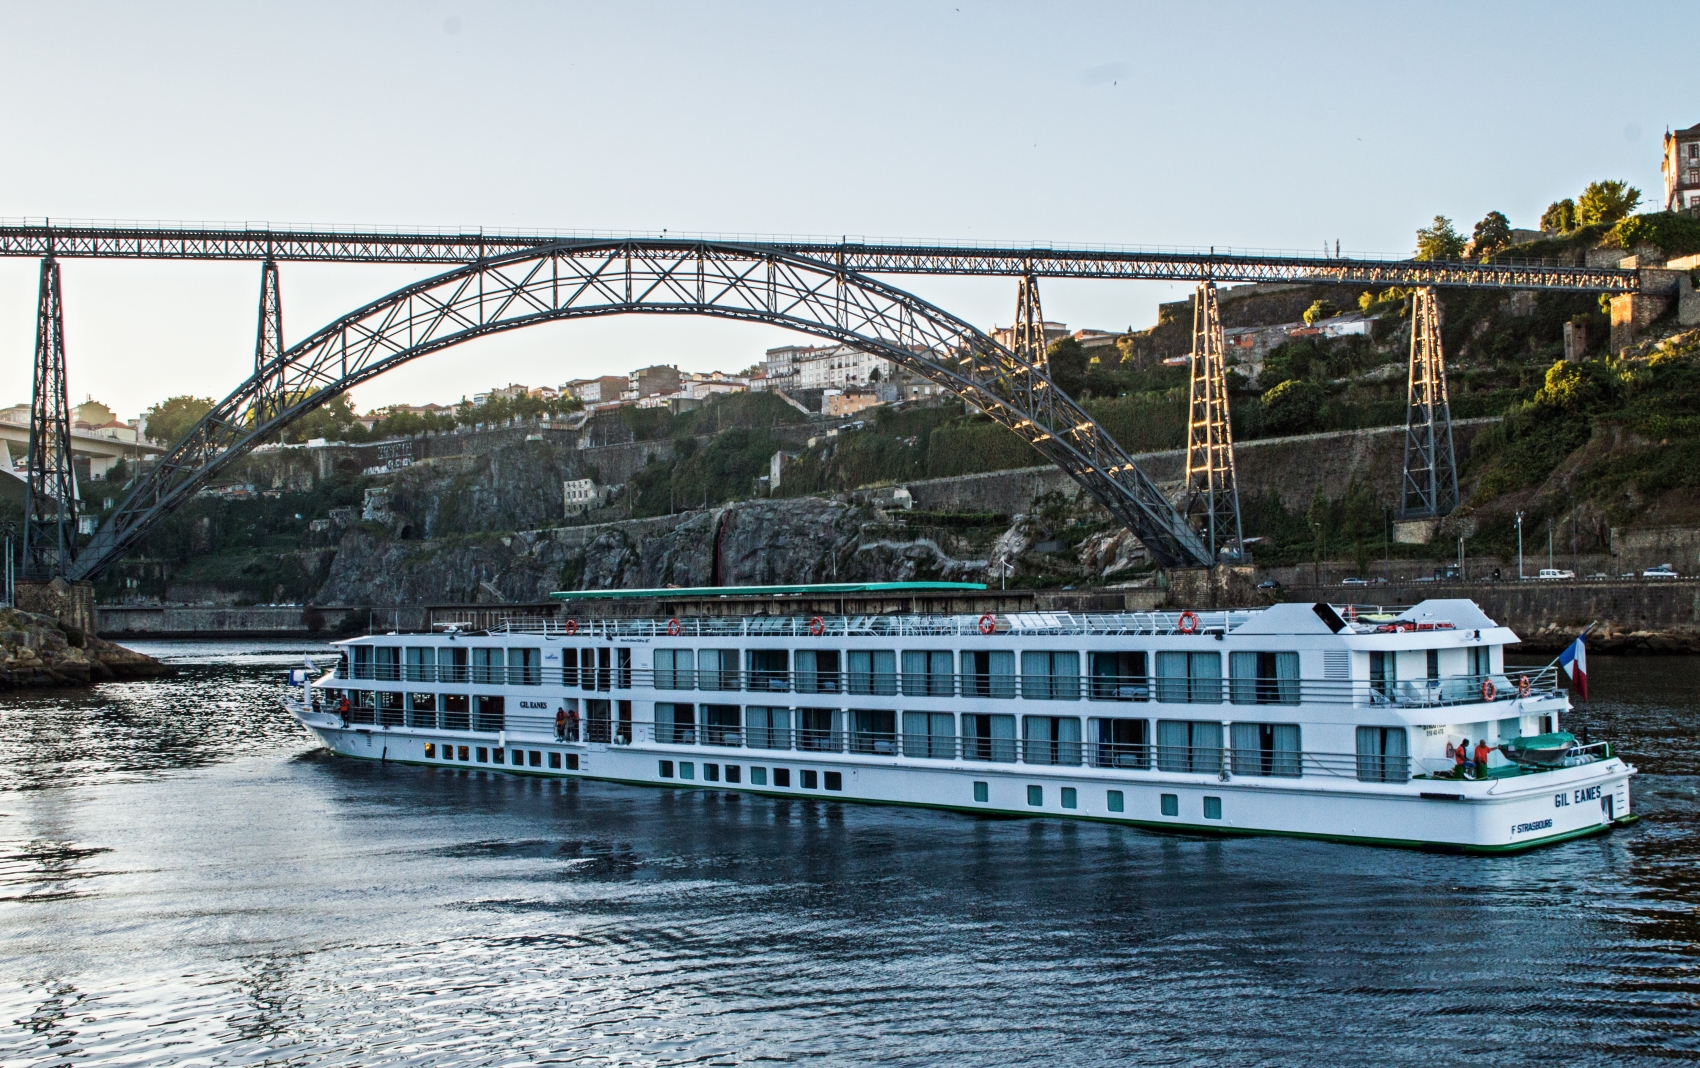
[555,707,567,741]
[336,694,351,726]
[1474,739,1492,778]
[567,706,580,742]
[1457,738,1472,779]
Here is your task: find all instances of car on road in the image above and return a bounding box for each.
[1341,577,1368,586]
[1537,568,1575,580]
[1644,564,1679,578]
[1256,579,1282,590]
[1586,573,1610,581]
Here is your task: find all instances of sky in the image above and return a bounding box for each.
[0,1,1695,420]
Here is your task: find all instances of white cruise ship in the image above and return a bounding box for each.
[285,583,1635,853]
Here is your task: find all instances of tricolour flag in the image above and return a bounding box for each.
[1557,636,1588,702]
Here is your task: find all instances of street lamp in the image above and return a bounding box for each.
[1515,511,1525,579]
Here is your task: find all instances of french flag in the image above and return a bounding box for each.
[1557,636,1588,702]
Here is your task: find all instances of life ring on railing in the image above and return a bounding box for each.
[667,618,681,636]
[564,618,579,636]
[1517,675,1531,698]
[1481,678,1498,702]
[978,613,997,635]
[1177,610,1200,634]
[809,616,825,636]
[1344,604,1357,623]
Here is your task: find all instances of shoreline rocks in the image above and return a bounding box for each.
[0,607,173,688]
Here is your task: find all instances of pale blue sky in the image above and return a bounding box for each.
[0,1,1693,418]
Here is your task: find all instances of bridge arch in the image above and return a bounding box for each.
[71,240,1209,578]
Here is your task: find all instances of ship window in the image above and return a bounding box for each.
[1156,652,1222,704]
[437,646,468,684]
[472,647,505,685]
[549,752,562,769]
[851,710,897,754]
[1061,787,1077,809]
[659,760,674,778]
[529,750,542,767]
[439,693,469,730]
[751,766,767,785]
[962,650,1016,699]
[654,649,695,690]
[350,645,371,678]
[801,769,819,789]
[705,763,720,782]
[617,649,632,690]
[973,781,989,803]
[562,648,578,688]
[824,771,842,791]
[457,745,469,761]
[1356,726,1410,783]
[773,768,791,787]
[1160,793,1178,816]
[506,648,541,686]
[1106,789,1124,812]
[473,695,505,733]
[424,743,436,758]
[406,693,436,728]
[748,650,790,692]
[1095,718,1149,769]
[679,761,695,780]
[848,650,898,695]
[1204,796,1222,819]
[566,754,579,770]
[476,747,489,763]
[962,713,1017,762]
[511,749,524,766]
[492,748,504,764]
[1027,785,1043,806]
[746,707,793,749]
[703,704,741,745]
[798,709,840,752]
[1021,651,1081,700]
[902,711,957,759]
[1090,651,1148,700]
[726,765,742,784]
[617,700,632,744]
[1426,649,1439,681]
[1023,716,1082,765]
[1156,720,1223,774]
[585,700,611,742]
[373,646,400,681]
[901,651,954,697]
[697,649,740,691]
[1468,645,1490,678]
[655,703,696,744]
[1369,650,1397,701]
[1230,723,1301,777]
[1228,652,1299,705]
[795,650,842,694]
[406,646,436,683]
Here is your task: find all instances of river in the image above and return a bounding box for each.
[0,641,1696,1065]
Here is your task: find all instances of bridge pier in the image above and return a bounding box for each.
[1182,282,1243,560]
[253,258,285,420]
[1399,286,1458,522]
[23,256,77,581]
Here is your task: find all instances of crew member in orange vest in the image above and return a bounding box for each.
[1474,739,1492,778]
[555,707,568,741]
[1456,738,1471,778]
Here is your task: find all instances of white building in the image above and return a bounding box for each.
[756,344,826,391]
[797,344,894,390]
[563,478,604,515]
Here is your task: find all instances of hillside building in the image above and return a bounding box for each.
[562,376,629,404]
[1665,122,1700,211]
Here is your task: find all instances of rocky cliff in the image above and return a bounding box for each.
[0,607,171,687]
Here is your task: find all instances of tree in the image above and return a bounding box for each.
[1414,216,1466,261]
[1302,299,1341,325]
[1576,180,1641,227]
[1045,336,1089,397]
[143,395,215,446]
[1470,211,1513,257]
[1540,199,1576,234]
[1260,379,1325,436]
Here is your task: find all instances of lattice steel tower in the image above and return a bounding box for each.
[23,257,76,580]
[1011,273,1048,371]
[1400,286,1458,518]
[1183,282,1243,560]
[252,259,286,423]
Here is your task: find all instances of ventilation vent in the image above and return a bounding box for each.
[1323,651,1351,679]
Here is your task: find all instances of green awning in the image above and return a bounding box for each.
[550,581,988,600]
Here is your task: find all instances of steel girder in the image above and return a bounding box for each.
[1182,283,1243,561]
[68,240,1212,580]
[24,258,77,580]
[0,222,1638,292]
[1400,288,1459,519]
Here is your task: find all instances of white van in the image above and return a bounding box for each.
[1537,568,1575,580]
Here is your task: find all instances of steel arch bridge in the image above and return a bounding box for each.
[68,239,1213,580]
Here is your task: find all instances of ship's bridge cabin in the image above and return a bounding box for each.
[322,590,1572,785]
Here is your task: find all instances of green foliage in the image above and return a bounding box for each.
[1468,358,1625,497]
[1046,336,1089,398]
[1608,211,1700,257]
[1471,211,1512,256]
[277,394,367,445]
[1415,215,1466,261]
[1358,288,1410,318]
[143,395,215,446]
[1302,299,1341,325]
[1576,180,1642,227]
[1260,379,1325,436]
[1541,199,1577,234]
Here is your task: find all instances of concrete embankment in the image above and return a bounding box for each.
[97,604,369,640]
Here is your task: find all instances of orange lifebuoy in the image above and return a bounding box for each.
[564,618,579,636]
[1481,678,1497,702]
[667,618,681,636]
[978,613,997,635]
[1517,675,1531,698]
[1177,610,1200,634]
[1344,604,1357,623]
[809,616,825,636]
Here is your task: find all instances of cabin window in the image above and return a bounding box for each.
[373,646,400,681]
[424,743,436,758]
[659,760,674,778]
[1022,716,1082,765]
[1090,651,1148,700]
[406,692,436,728]
[1155,652,1222,704]
[726,765,742,783]
[617,700,633,744]
[847,650,898,695]
[1229,723,1301,777]
[509,749,522,766]
[585,648,611,691]
[562,648,578,688]
[566,754,579,770]
[1426,649,1439,681]
[437,646,468,684]
[703,704,741,745]
[801,769,819,789]
[1021,651,1081,701]
[748,650,790,692]
[901,651,955,697]
[1027,785,1043,806]
[529,750,542,767]
[1369,650,1397,701]
[656,700,697,741]
[902,711,957,759]
[973,781,989,802]
[351,645,373,679]
[824,771,843,791]
[586,699,611,742]
[1228,652,1299,705]
[1160,793,1178,816]
[962,650,1017,699]
[1106,789,1124,812]
[476,747,489,763]
[1095,718,1149,769]
[1061,787,1077,809]
[440,693,470,731]
[457,745,469,761]
[795,650,842,694]
[961,713,1018,763]
[654,649,695,690]
[1468,645,1490,679]
[1356,726,1410,783]
[697,649,739,691]
[746,707,793,749]
[405,647,436,682]
[471,648,505,685]
[679,761,695,780]
[773,768,790,787]
[704,763,720,782]
[1156,720,1223,773]
[549,752,562,769]
[1204,796,1222,819]
[798,709,841,752]
[376,690,405,726]
[750,766,767,785]
[850,710,897,754]
[616,649,632,690]
[507,648,541,686]
[473,695,504,733]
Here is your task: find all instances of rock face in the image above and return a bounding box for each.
[0,607,172,688]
